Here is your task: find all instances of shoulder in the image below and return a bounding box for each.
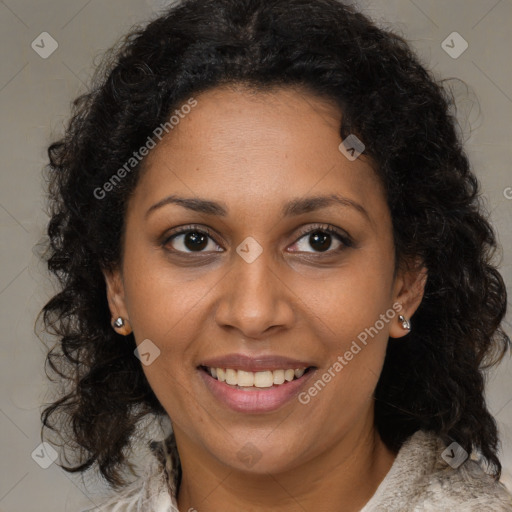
[363,430,512,511]
[413,454,512,511]
[80,440,180,512]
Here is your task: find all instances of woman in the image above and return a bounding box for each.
[39,0,512,510]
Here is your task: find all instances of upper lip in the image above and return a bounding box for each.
[198,354,315,372]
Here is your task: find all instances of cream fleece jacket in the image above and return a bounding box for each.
[84,430,512,511]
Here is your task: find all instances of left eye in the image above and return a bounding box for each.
[290,228,348,253]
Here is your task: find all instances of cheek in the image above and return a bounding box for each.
[292,247,395,344]
[120,248,217,398]
[298,309,388,441]
[122,242,219,340]
[291,251,394,412]
[122,262,206,426]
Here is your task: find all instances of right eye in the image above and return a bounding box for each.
[163,225,224,254]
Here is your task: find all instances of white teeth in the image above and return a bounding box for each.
[225,368,237,385]
[284,369,295,382]
[294,368,305,378]
[254,371,274,388]
[273,369,285,385]
[206,366,309,387]
[237,370,254,387]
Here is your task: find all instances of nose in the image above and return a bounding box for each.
[214,247,296,339]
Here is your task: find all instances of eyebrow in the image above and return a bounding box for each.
[145,193,370,222]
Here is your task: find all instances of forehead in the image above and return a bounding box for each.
[129,85,387,224]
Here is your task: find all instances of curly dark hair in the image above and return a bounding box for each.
[39,0,510,489]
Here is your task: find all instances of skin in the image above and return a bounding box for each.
[104,85,427,512]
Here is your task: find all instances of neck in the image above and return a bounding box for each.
[174,417,396,512]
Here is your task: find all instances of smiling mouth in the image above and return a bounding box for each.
[199,365,315,388]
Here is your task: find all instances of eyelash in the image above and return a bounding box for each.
[162,223,353,255]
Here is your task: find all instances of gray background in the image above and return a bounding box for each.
[1,0,511,510]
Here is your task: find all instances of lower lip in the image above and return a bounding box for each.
[198,367,316,413]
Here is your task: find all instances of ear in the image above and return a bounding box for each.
[103,267,132,336]
[389,257,428,339]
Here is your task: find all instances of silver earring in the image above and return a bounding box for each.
[398,315,411,330]
[113,317,125,328]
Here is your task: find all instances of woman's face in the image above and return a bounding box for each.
[105,86,425,476]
